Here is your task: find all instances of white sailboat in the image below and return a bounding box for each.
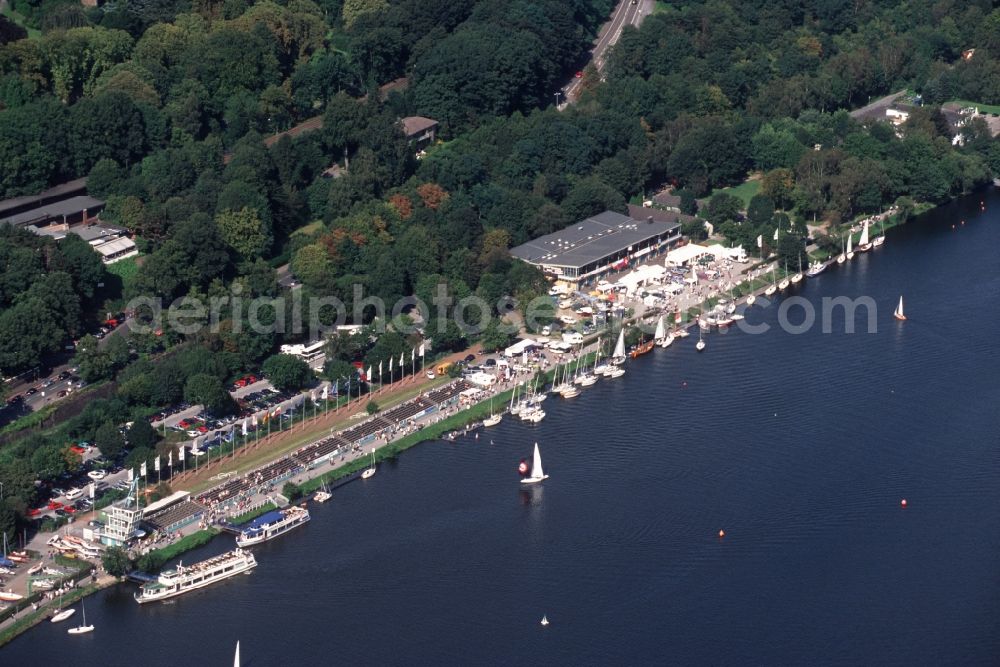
[483,394,502,427]
[696,329,706,352]
[836,236,846,264]
[654,315,673,347]
[857,220,872,252]
[873,219,886,247]
[313,482,332,503]
[234,640,241,667]
[894,295,907,321]
[520,443,549,484]
[610,327,626,365]
[360,450,376,479]
[540,615,550,626]
[790,257,803,284]
[50,603,76,623]
[764,266,777,296]
[67,601,93,635]
[846,230,855,259]
[778,263,790,290]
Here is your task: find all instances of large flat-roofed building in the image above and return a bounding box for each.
[510,210,681,284]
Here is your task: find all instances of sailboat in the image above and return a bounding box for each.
[483,393,502,427]
[520,443,549,484]
[764,266,777,296]
[790,256,803,284]
[67,601,93,634]
[575,346,599,386]
[592,337,611,377]
[857,220,872,252]
[51,600,76,623]
[234,641,241,667]
[540,615,550,626]
[807,259,826,277]
[836,236,846,264]
[893,296,907,321]
[778,262,790,290]
[558,361,580,398]
[610,327,626,365]
[846,229,855,260]
[360,450,376,479]
[655,315,674,347]
[313,480,332,503]
[695,328,706,352]
[873,219,886,247]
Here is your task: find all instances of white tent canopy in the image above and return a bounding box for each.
[664,243,711,266]
[617,264,666,294]
[503,338,538,357]
[714,245,748,261]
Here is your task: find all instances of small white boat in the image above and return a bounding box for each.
[559,384,580,398]
[806,261,826,277]
[313,490,332,503]
[658,333,674,348]
[653,316,670,347]
[674,328,690,338]
[604,366,625,378]
[51,607,76,623]
[525,409,546,423]
[67,602,93,635]
[695,338,706,352]
[0,591,24,602]
[27,563,43,576]
[746,294,756,306]
[857,220,872,252]
[483,413,502,427]
[873,220,886,247]
[575,373,598,387]
[610,328,626,366]
[540,615,550,626]
[520,443,549,484]
[593,363,611,376]
[360,451,376,479]
[894,295,907,321]
[846,232,855,260]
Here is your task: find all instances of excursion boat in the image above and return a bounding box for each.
[806,261,826,277]
[135,549,257,604]
[235,506,310,548]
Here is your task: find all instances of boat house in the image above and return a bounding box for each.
[509,211,681,286]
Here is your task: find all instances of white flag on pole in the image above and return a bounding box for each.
[399,352,404,367]
[252,414,258,428]
[389,356,394,373]
[321,384,328,400]
[411,348,415,364]
[773,227,779,241]
[140,461,147,477]
[418,342,425,357]
[128,467,135,482]
[89,483,95,499]
[756,234,763,248]
[366,366,372,381]
[154,455,160,472]
[168,450,173,467]
[242,418,249,436]
[378,360,383,379]
[178,446,185,463]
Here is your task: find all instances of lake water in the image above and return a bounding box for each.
[5,190,1000,666]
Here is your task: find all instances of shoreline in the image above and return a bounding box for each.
[0,188,978,648]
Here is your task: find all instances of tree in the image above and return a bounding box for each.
[184,374,237,416]
[365,400,379,415]
[262,354,312,391]
[703,193,742,227]
[746,194,775,227]
[216,207,273,260]
[95,420,126,460]
[128,419,158,451]
[102,546,130,577]
[74,334,114,382]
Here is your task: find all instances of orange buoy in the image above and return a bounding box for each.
[718,529,725,538]
[900,499,907,507]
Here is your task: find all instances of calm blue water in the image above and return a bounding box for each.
[5,191,1000,666]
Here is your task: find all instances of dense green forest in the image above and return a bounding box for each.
[3,0,1000,539]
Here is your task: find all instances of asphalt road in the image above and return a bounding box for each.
[849,90,907,120]
[562,0,652,104]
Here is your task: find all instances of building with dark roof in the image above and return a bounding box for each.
[510,210,681,284]
[399,116,438,150]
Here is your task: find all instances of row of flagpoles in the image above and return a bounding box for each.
[138,343,429,484]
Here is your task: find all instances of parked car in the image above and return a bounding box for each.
[464,354,476,363]
[25,387,38,396]
[425,370,436,379]
[87,470,107,481]
[65,488,83,501]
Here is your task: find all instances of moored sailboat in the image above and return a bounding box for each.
[610,327,627,365]
[764,266,777,296]
[846,229,855,259]
[67,602,93,634]
[361,450,376,479]
[857,220,872,252]
[873,219,886,247]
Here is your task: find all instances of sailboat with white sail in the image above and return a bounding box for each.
[234,641,241,667]
[654,315,673,348]
[520,443,549,484]
[893,296,907,321]
[846,229,855,259]
[836,235,846,264]
[610,327,626,366]
[557,360,580,398]
[778,262,790,290]
[857,220,872,252]
[67,601,93,635]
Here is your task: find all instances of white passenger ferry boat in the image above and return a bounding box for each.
[235,506,310,548]
[134,549,257,604]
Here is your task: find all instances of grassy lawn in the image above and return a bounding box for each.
[292,221,324,237]
[1,4,41,39]
[106,256,139,291]
[714,179,761,208]
[947,99,1000,116]
[653,1,676,13]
